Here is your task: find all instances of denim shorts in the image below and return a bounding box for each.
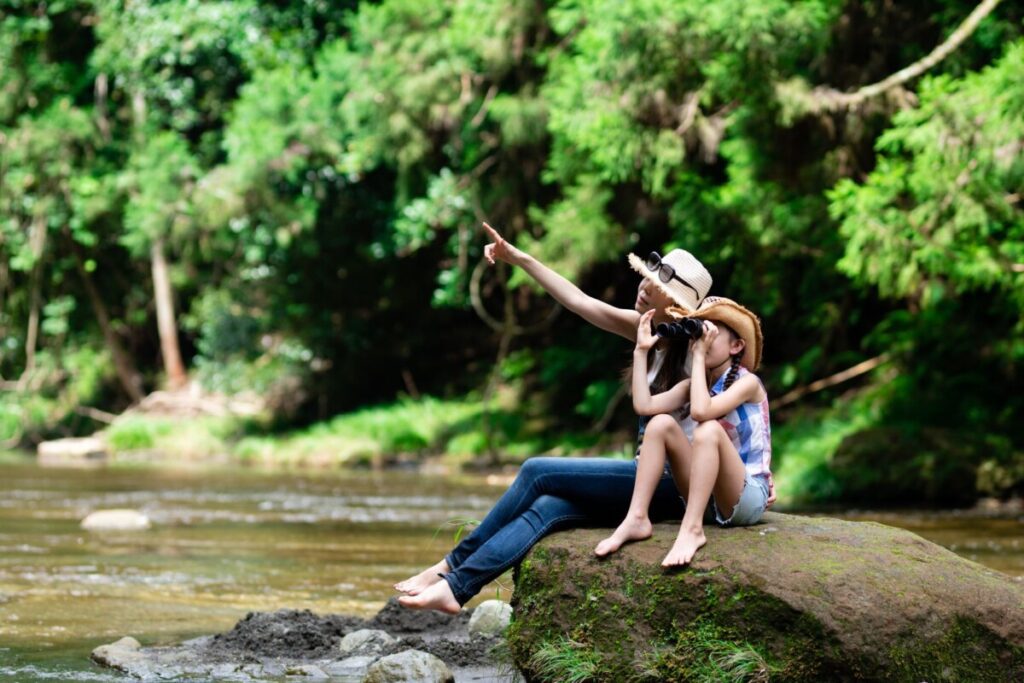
[713,472,769,527]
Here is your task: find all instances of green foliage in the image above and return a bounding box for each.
[514,178,621,288]
[234,396,483,465]
[121,131,199,253]
[831,41,1024,308]
[104,414,243,459]
[90,0,270,133]
[105,415,169,451]
[2,0,1023,496]
[772,397,877,506]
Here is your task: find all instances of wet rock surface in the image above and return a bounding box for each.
[91,599,514,681]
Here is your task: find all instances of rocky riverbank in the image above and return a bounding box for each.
[92,598,517,682]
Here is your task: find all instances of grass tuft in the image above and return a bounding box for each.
[528,637,601,683]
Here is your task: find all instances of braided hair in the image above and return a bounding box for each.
[718,323,744,393]
[721,352,743,391]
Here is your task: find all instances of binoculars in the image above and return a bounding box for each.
[655,318,704,340]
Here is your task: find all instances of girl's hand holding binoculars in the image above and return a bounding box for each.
[693,320,719,355]
[635,310,658,352]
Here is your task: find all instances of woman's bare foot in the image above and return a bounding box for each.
[397,577,461,614]
[594,515,653,557]
[661,527,706,567]
[394,559,450,595]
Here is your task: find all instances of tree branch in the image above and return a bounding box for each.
[770,354,890,410]
[781,0,1004,116]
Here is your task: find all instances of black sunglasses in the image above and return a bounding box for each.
[644,252,700,300]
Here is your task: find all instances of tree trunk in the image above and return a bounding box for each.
[150,235,187,390]
[70,241,145,402]
[19,215,47,386]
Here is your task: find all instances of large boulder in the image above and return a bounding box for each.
[508,512,1024,682]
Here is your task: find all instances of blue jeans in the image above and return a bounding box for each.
[442,456,684,604]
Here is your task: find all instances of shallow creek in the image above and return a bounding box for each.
[0,461,1020,680]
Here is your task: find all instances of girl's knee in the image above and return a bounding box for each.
[646,413,680,437]
[693,420,724,445]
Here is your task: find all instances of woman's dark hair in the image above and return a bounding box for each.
[622,338,690,396]
[650,341,690,394]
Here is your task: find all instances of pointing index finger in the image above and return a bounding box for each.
[482,222,502,241]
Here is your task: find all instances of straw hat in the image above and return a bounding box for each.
[667,296,763,371]
[627,249,713,311]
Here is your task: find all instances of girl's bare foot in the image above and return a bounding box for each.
[394,559,450,595]
[397,577,461,614]
[661,527,706,567]
[594,515,653,557]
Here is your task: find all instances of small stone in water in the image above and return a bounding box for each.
[81,509,151,531]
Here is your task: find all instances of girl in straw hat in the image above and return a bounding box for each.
[595,296,773,566]
[398,223,773,613]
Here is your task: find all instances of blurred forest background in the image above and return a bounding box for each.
[2,0,1022,506]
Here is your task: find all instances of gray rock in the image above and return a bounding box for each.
[338,628,397,656]
[284,663,328,677]
[261,661,287,677]
[209,662,245,678]
[467,600,512,637]
[81,509,151,531]
[364,649,454,683]
[323,655,378,678]
[90,637,145,674]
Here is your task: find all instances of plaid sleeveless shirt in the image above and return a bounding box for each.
[681,366,772,481]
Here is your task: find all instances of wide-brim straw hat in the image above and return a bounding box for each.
[667,296,763,371]
[627,249,713,311]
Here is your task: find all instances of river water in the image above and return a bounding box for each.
[1,460,1022,681]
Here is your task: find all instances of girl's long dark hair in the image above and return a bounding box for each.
[622,338,690,395]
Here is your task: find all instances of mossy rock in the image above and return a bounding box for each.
[508,512,1024,682]
[829,427,984,506]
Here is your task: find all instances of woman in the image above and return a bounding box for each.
[396,222,771,613]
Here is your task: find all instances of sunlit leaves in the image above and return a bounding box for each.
[121,131,198,254]
[0,98,93,269]
[830,41,1024,307]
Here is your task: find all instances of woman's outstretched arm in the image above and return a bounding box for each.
[483,222,640,340]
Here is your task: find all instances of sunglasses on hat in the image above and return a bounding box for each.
[644,252,700,301]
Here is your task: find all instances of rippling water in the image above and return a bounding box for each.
[1,460,1021,681]
[0,461,506,681]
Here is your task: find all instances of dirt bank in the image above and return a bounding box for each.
[92,599,509,681]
